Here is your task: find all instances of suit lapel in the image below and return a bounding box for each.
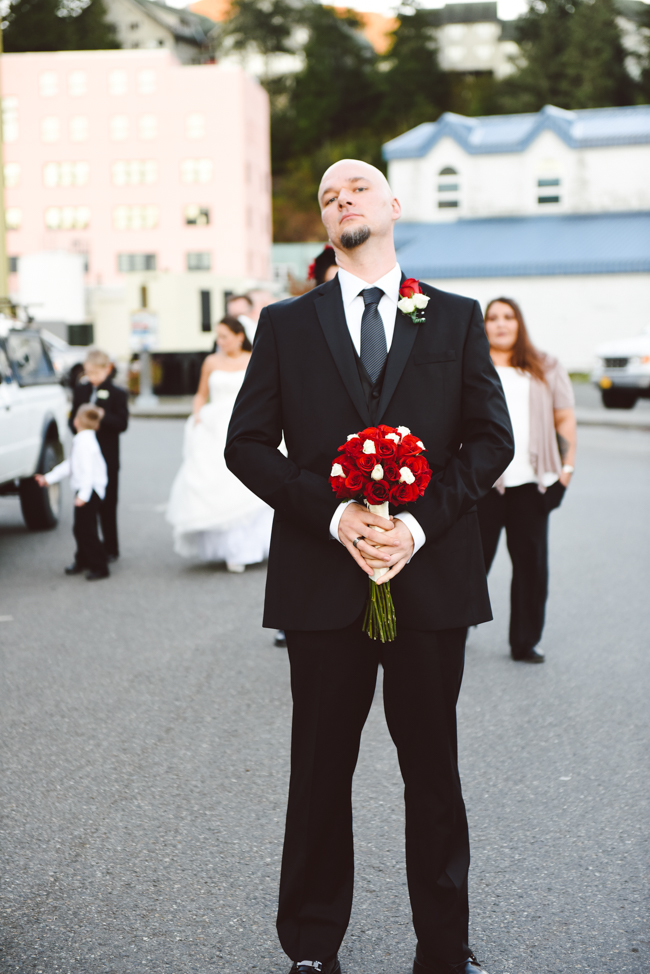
[375,303,420,425]
[314,279,372,427]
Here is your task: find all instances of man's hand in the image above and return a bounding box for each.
[338,503,414,581]
[34,474,47,487]
[74,497,86,507]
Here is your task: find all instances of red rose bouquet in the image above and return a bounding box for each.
[329,424,432,642]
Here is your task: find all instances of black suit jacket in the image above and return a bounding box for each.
[225,276,514,632]
[69,378,129,470]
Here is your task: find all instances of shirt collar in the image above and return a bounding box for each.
[337,263,402,309]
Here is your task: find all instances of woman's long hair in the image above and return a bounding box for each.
[485,297,547,383]
[219,314,252,352]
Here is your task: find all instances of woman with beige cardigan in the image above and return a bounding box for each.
[478,297,577,664]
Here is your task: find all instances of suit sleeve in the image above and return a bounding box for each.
[407,300,514,542]
[225,308,339,539]
[99,386,129,434]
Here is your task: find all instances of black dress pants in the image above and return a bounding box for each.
[100,467,119,558]
[277,617,469,968]
[477,484,549,654]
[73,492,107,573]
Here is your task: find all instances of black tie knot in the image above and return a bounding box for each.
[361,287,384,308]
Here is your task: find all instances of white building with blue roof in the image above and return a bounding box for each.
[383,104,650,369]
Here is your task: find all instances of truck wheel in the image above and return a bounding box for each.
[19,442,62,530]
[601,389,638,410]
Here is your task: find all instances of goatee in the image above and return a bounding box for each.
[340,225,371,249]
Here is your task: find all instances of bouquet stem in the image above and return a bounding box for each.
[362,502,397,642]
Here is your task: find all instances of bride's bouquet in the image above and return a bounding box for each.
[329,425,432,642]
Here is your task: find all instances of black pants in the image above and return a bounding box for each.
[100,467,119,558]
[73,492,107,573]
[477,484,549,654]
[278,618,469,968]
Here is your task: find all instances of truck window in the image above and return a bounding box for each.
[6,333,55,385]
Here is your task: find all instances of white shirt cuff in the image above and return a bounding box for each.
[330,500,351,541]
[394,512,426,561]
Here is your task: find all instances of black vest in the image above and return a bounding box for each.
[355,351,387,425]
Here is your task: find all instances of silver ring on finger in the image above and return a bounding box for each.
[352,536,365,549]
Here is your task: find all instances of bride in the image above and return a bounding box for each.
[166,316,273,573]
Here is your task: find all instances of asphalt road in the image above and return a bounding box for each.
[1,420,648,974]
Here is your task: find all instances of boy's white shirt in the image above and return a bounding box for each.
[45,429,108,503]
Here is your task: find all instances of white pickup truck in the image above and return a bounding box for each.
[0,320,69,529]
[591,326,650,409]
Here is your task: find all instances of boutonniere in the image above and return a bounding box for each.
[97,389,109,399]
[397,278,429,324]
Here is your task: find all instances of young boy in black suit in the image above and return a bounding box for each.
[69,349,129,561]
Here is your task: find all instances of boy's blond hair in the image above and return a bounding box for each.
[84,348,112,370]
[76,403,104,431]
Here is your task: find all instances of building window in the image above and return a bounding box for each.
[187,251,211,271]
[43,161,90,187]
[45,206,90,230]
[112,160,157,185]
[117,253,156,272]
[113,205,158,230]
[8,256,19,274]
[109,70,128,95]
[39,72,58,97]
[139,114,157,140]
[110,115,129,141]
[68,71,87,96]
[200,290,212,332]
[186,113,205,139]
[4,163,21,188]
[437,166,459,208]
[70,115,89,142]
[185,204,210,226]
[2,97,18,142]
[41,116,61,143]
[181,158,213,184]
[6,208,22,230]
[138,70,156,94]
[537,177,561,204]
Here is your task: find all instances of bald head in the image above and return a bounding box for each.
[318,159,393,206]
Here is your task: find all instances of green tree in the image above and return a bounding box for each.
[561,0,637,106]
[3,0,119,52]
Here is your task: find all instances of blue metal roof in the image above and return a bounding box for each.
[393,211,650,279]
[383,104,650,159]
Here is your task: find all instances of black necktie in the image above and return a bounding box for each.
[360,287,387,384]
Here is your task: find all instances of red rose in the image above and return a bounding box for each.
[359,426,379,441]
[344,470,366,494]
[390,481,420,505]
[364,479,390,506]
[376,437,397,460]
[399,278,423,299]
[340,436,364,458]
[377,424,399,438]
[402,455,428,475]
[382,460,400,483]
[356,452,377,473]
[397,434,424,458]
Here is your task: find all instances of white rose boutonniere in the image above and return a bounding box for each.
[398,279,429,324]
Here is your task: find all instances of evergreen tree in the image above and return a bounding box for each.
[560,0,637,107]
[377,3,450,134]
[3,0,119,52]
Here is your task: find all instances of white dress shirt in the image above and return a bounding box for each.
[328,263,426,557]
[45,429,108,503]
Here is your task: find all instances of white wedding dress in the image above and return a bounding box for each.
[166,368,273,567]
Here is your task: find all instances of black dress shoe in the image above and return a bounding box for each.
[106,553,119,564]
[85,569,110,581]
[64,562,84,575]
[274,629,287,647]
[511,645,545,663]
[289,958,341,974]
[414,945,489,974]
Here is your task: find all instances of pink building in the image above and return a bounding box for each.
[2,49,271,293]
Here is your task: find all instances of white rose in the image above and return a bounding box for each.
[416,440,425,450]
[397,426,411,438]
[362,439,376,454]
[399,466,415,484]
[347,433,360,441]
[330,463,345,478]
[397,297,415,314]
[385,432,400,443]
[412,292,429,309]
[371,464,384,481]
